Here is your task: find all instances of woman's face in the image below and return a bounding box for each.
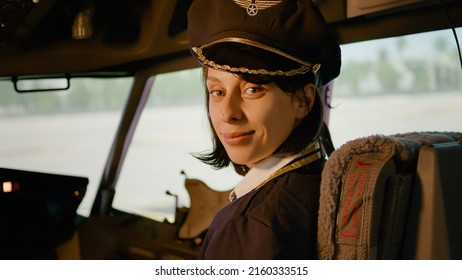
[206,68,310,168]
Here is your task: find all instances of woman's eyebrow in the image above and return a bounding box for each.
[206,76,221,83]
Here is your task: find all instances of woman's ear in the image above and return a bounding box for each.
[294,83,316,119]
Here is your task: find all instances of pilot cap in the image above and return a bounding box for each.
[187,0,341,86]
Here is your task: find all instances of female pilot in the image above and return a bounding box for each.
[187,0,341,259]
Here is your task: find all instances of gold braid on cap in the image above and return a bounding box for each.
[192,38,321,77]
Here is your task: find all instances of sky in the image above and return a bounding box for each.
[341,27,462,62]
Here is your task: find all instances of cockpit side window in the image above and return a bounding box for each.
[329,28,462,147]
[0,77,133,217]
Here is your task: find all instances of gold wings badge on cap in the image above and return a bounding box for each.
[233,0,282,16]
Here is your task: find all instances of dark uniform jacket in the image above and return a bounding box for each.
[198,158,324,260]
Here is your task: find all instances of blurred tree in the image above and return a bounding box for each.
[376,48,399,92]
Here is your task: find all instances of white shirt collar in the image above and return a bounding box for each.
[229,154,298,201]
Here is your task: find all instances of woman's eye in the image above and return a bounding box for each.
[209,90,225,97]
[243,86,264,97]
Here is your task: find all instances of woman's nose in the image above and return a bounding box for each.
[221,92,243,123]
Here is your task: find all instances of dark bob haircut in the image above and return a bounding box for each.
[194,67,327,176]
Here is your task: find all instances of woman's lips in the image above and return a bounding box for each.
[222,131,255,146]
